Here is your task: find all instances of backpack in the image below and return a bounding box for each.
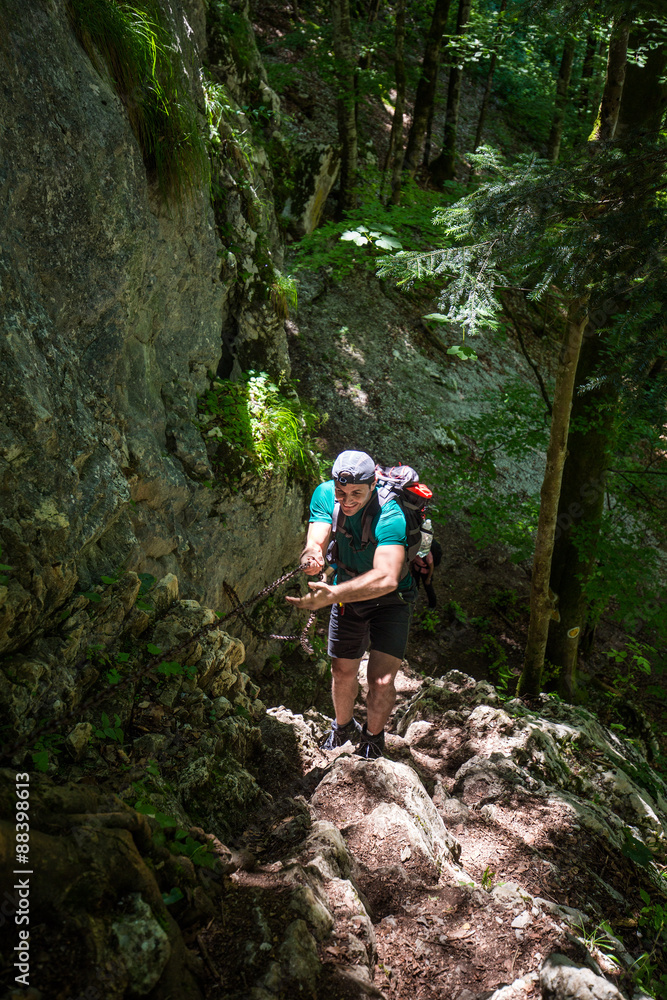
[329,465,433,577]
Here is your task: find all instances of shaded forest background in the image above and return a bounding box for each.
[238,0,667,724]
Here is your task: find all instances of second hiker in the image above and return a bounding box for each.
[285,449,417,760]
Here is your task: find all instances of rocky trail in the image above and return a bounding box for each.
[201,654,666,1000]
[1,561,665,999]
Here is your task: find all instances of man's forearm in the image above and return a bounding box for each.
[325,568,399,605]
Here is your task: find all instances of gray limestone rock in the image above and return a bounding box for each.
[0,0,305,666]
[111,894,171,996]
[279,143,342,236]
[540,953,625,999]
[278,919,321,989]
[66,722,93,759]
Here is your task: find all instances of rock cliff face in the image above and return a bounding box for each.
[0,0,305,666]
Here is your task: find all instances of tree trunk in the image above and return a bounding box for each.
[518,20,635,699]
[403,0,452,174]
[517,295,589,698]
[587,35,606,120]
[546,330,617,699]
[614,32,667,142]
[578,32,596,111]
[422,97,436,169]
[546,35,576,163]
[471,0,507,158]
[546,26,667,696]
[333,0,358,215]
[428,0,472,186]
[388,0,406,205]
[589,15,631,142]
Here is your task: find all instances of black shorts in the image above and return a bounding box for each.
[327,588,416,661]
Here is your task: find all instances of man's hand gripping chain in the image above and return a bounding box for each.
[285,554,334,612]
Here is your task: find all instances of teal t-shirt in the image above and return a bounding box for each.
[309,480,412,591]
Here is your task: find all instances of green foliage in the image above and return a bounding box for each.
[572,917,620,966]
[340,225,403,251]
[291,178,455,278]
[162,886,185,906]
[270,271,298,319]
[473,633,514,696]
[480,865,504,890]
[604,639,656,697]
[31,734,65,772]
[416,607,440,634]
[157,659,196,680]
[168,829,219,868]
[632,882,667,998]
[579,512,666,644]
[378,137,667,336]
[203,76,267,163]
[68,0,207,201]
[0,542,12,586]
[134,798,219,867]
[425,377,547,560]
[197,370,324,482]
[94,712,124,743]
[621,828,654,868]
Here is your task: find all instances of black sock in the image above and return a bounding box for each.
[334,718,354,731]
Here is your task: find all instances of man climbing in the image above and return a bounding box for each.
[285,450,416,760]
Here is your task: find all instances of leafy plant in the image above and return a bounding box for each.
[197,370,324,482]
[416,607,440,634]
[632,884,667,998]
[604,640,657,698]
[157,659,196,680]
[135,797,220,868]
[270,271,298,319]
[169,829,218,868]
[572,917,620,966]
[340,225,403,252]
[136,572,156,611]
[94,712,124,743]
[473,634,514,696]
[481,865,504,890]
[620,828,653,869]
[31,734,65,772]
[162,886,185,906]
[291,177,452,278]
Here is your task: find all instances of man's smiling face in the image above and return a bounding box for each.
[334,480,376,516]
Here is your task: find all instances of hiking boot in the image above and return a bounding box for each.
[354,725,385,760]
[321,717,362,750]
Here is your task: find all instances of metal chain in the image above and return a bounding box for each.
[222,580,318,655]
[0,566,317,762]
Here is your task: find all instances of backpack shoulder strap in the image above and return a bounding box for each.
[360,489,381,547]
[331,499,343,536]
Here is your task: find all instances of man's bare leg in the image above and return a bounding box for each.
[331,657,362,725]
[365,649,403,734]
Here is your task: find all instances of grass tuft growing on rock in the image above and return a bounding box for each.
[197,371,325,484]
[68,0,207,202]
